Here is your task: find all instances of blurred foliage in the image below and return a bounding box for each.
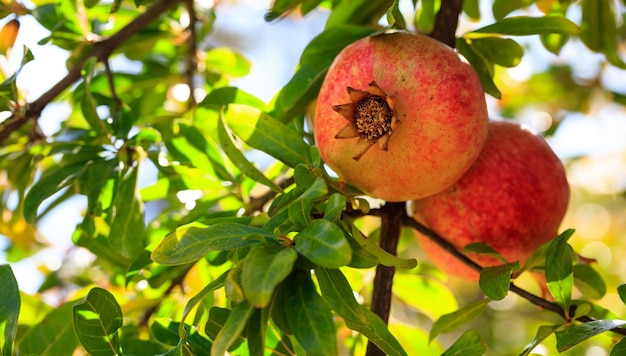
[0,0,625,355]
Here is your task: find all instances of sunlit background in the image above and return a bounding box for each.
[1,0,626,355]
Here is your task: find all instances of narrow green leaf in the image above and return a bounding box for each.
[430,299,490,342]
[151,223,270,265]
[17,302,80,356]
[24,163,86,223]
[73,288,123,356]
[264,0,304,21]
[198,86,265,110]
[519,324,561,356]
[0,265,19,356]
[556,320,626,352]
[479,262,519,300]
[179,271,229,337]
[456,38,501,99]
[297,177,328,201]
[469,37,524,67]
[416,0,437,33]
[618,284,626,305]
[545,229,575,313]
[580,0,604,51]
[325,0,394,28]
[386,0,406,29]
[0,45,34,111]
[393,274,458,321]
[611,337,626,356]
[81,57,107,134]
[242,246,297,308]
[342,217,417,269]
[284,271,337,356]
[463,242,507,263]
[211,301,255,356]
[205,47,250,77]
[109,167,145,259]
[315,268,407,356]
[223,104,310,168]
[294,219,352,268]
[270,25,374,121]
[573,263,607,300]
[463,0,480,20]
[492,0,534,21]
[472,16,579,36]
[540,33,570,55]
[217,112,282,192]
[441,329,486,356]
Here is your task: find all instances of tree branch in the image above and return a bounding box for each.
[366,202,406,356]
[429,0,463,48]
[0,0,183,143]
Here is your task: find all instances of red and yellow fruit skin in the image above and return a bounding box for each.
[314,32,489,202]
[412,120,570,280]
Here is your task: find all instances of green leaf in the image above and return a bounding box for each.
[217,112,282,192]
[323,193,346,221]
[284,271,337,356]
[556,320,626,352]
[223,104,311,168]
[0,45,34,111]
[430,299,490,342]
[463,0,480,20]
[618,284,626,305]
[611,337,626,356]
[242,245,297,308]
[205,47,250,77]
[17,301,80,355]
[342,217,417,269]
[0,265,19,356]
[325,0,394,28]
[179,271,229,336]
[441,330,486,356]
[198,86,265,110]
[151,222,271,265]
[456,38,501,99]
[80,57,107,134]
[415,0,438,33]
[24,163,86,223]
[479,262,519,300]
[73,287,123,356]
[492,0,534,21]
[580,0,626,68]
[315,268,407,356]
[294,219,352,268]
[264,0,304,21]
[288,198,312,228]
[469,37,524,67]
[109,167,145,259]
[471,16,580,36]
[211,301,255,356]
[540,33,570,55]
[519,324,561,356]
[463,242,507,263]
[270,25,375,121]
[545,229,575,313]
[573,263,607,300]
[386,0,406,29]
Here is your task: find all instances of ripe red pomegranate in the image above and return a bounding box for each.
[412,120,570,280]
[314,32,489,202]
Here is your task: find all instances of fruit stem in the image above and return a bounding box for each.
[365,201,406,356]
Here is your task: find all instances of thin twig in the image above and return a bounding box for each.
[0,0,183,143]
[102,59,122,110]
[184,0,198,106]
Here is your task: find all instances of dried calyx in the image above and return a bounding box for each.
[332,81,399,160]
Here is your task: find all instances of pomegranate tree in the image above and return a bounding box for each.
[412,120,570,280]
[314,32,489,201]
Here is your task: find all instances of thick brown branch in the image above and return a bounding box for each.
[365,201,405,356]
[430,0,463,48]
[0,0,183,143]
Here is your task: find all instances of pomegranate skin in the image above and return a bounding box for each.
[412,120,570,280]
[314,32,489,201]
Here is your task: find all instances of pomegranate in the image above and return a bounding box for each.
[314,32,489,201]
[412,120,570,280]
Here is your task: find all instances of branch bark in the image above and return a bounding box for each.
[429,0,464,48]
[0,0,183,143]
